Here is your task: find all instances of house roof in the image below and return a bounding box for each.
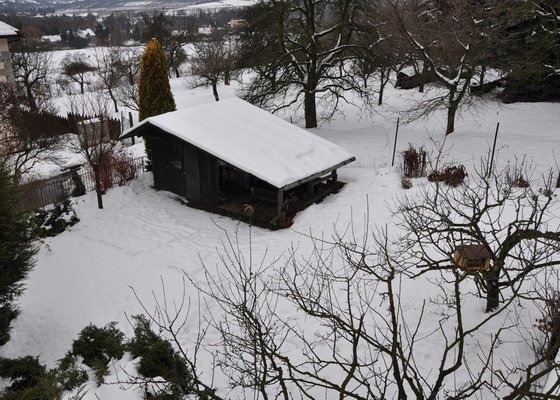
[122,98,355,190]
[0,21,18,37]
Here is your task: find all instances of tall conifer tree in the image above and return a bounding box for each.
[0,161,36,345]
[138,38,176,163]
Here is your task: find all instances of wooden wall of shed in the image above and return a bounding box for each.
[183,142,200,203]
[146,126,228,208]
[197,148,219,207]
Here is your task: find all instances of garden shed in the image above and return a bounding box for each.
[121,98,355,228]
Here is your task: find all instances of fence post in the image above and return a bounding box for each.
[487,122,500,178]
[128,112,135,145]
[391,117,400,167]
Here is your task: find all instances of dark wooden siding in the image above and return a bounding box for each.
[183,142,201,204]
[150,133,186,197]
[147,126,232,208]
[198,151,219,207]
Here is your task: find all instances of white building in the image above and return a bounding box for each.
[0,21,18,84]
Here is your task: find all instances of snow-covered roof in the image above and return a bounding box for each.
[0,21,18,37]
[42,35,62,43]
[122,98,355,189]
[76,29,95,38]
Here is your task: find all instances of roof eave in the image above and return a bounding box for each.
[120,120,151,139]
[279,157,356,191]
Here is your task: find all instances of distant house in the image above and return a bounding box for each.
[41,35,62,43]
[76,28,96,39]
[197,26,214,35]
[121,98,355,229]
[0,21,18,84]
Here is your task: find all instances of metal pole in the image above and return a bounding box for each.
[391,117,400,167]
[488,122,500,177]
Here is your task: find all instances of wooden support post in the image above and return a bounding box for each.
[331,170,338,183]
[307,181,314,196]
[277,189,285,225]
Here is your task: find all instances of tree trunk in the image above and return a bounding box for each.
[79,80,85,94]
[480,65,486,87]
[419,62,427,93]
[212,81,220,102]
[25,85,38,113]
[304,89,317,129]
[94,168,104,209]
[109,90,119,113]
[446,89,458,135]
[485,275,500,312]
[379,68,390,106]
[174,67,180,79]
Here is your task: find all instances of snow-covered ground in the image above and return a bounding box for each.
[2,54,560,398]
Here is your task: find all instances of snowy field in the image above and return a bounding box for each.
[2,48,560,398]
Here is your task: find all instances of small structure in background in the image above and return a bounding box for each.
[122,98,355,229]
[453,244,492,271]
[227,19,247,30]
[0,21,18,84]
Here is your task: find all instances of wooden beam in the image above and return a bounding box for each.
[281,157,355,191]
[276,189,285,225]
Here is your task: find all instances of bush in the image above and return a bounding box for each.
[112,153,137,186]
[30,199,79,238]
[99,153,137,192]
[401,177,412,189]
[536,291,560,361]
[428,165,467,187]
[128,315,193,396]
[56,353,88,391]
[0,372,61,400]
[0,356,46,391]
[71,322,125,383]
[509,174,530,188]
[402,145,428,178]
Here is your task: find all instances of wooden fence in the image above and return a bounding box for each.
[17,110,121,140]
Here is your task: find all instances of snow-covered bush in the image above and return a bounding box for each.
[56,354,88,391]
[128,315,194,397]
[70,322,126,384]
[0,356,46,392]
[30,199,79,238]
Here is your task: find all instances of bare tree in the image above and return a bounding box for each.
[69,93,117,209]
[141,12,189,77]
[189,33,235,102]
[395,160,560,313]
[115,47,142,112]
[10,48,54,113]
[241,0,364,128]
[386,0,510,134]
[93,47,122,113]
[0,83,61,181]
[182,218,560,399]
[62,53,97,95]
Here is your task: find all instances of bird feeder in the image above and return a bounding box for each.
[453,244,492,271]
